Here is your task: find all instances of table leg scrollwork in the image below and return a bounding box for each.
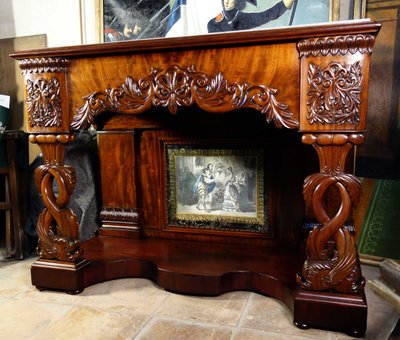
[30,134,83,262]
[297,133,365,294]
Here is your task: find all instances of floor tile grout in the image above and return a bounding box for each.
[231,292,253,340]
[0,255,398,340]
[132,290,172,339]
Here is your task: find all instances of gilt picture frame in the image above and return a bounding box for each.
[164,142,269,233]
[95,0,366,43]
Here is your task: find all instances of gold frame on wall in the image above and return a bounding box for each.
[94,0,366,43]
[95,0,104,43]
[330,0,366,21]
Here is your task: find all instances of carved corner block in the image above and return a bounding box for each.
[297,34,376,132]
[20,57,70,134]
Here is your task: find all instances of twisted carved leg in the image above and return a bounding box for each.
[29,134,89,293]
[294,133,367,336]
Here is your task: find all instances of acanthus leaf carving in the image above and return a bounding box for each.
[30,134,82,262]
[26,77,63,128]
[71,65,298,130]
[306,62,362,125]
[34,163,82,262]
[298,172,364,294]
[298,133,365,294]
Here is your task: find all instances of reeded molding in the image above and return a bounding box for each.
[72,65,298,130]
[19,57,69,74]
[100,207,140,223]
[297,34,376,57]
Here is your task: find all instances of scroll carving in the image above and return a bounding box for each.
[26,77,63,128]
[19,57,69,74]
[30,134,83,262]
[297,133,365,294]
[71,65,298,130]
[307,62,362,125]
[297,34,376,58]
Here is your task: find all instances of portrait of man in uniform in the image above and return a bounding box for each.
[207,0,295,33]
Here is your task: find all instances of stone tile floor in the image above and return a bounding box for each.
[0,251,399,340]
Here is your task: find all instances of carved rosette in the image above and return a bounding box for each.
[30,134,83,262]
[297,133,365,294]
[307,62,362,125]
[26,77,63,128]
[71,65,298,130]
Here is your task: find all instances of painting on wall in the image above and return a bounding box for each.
[99,0,365,42]
[165,143,269,233]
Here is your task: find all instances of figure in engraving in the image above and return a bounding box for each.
[208,0,295,33]
[223,167,250,212]
[223,167,240,211]
[105,17,143,42]
[177,166,198,205]
[195,163,216,211]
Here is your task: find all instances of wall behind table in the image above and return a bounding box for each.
[0,0,98,163]
[0,0,96,47]
[359,1,400,178]
[0,35,46,163]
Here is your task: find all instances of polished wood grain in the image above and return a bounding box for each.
[12,19,381,336]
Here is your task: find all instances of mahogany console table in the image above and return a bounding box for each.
[11,19,380,336]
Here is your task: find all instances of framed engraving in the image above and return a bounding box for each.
[164,141,269,233]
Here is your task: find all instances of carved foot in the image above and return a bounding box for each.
[67,289,84,295]
[346,329,365,338]
[294,321,310,330]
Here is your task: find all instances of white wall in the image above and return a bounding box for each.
[0,0,98,162]
[0,0,98,47]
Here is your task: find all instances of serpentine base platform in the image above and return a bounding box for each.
[31,235,367,336]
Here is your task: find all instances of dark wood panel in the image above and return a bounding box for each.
[98,132,137,208]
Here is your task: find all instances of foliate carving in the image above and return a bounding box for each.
[30,134,83,262]
[71,65,298,130]
[297,34,376,58]
[19,57,69,74]
[307,62,362,125]
[297,133,365,294]
[26,77,63,128]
